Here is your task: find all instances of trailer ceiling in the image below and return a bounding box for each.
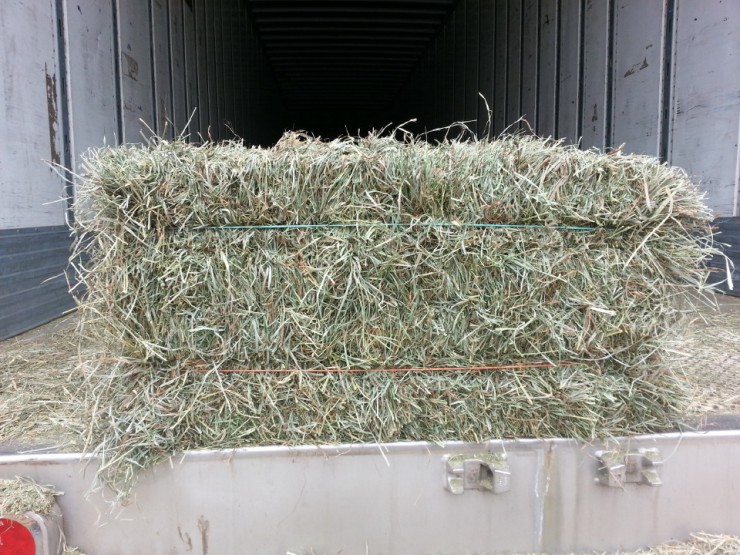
[247,0,455,136]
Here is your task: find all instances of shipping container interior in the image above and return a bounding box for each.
[0,0,739,338]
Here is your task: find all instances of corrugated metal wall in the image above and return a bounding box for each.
[0,0,283,339]
[396,0,740,218]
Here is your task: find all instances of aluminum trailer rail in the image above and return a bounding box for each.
[1,429,739,554]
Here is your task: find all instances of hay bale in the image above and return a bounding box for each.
[71,132,721,494]
[74,133,715,370]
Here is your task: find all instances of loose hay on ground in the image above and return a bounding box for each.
[0,478,59,516]
[637,533,740,555]
[0,316,88,452]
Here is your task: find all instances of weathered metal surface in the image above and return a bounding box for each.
[709,216,740,296]
[428,44,438,132]
[62,0,119,173]
[464,0,479,135]
[593,448,664,487]
[505,0,522,132]
[431,37,444,133]
[453,2,465,124]
[221,0,237,138]
[541,431,740,551]
[420,49,433,131]
[213,0,226,139]
[557,0,581,143]
[230,0,245,138]
[183,0,200,140]
[536,0,558,138]
[0,432,738,554]
[443,452,512,494]
[669,0,740,217]
[520,0,539,131]
[442,20,455,128]
[0,0,66,229]
[117,0,155,143]
[477,0,495,135]
[581,0,610,150]
[0,227,74,340]
[152,0,173,138]
[246,20,258,143]
[493,0,508,134]
[205,0,219,140]
[611,0,665,156]
[168,0,187,137]
[194,0,210,138]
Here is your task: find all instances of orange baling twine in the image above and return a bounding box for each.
[186,362,577,374]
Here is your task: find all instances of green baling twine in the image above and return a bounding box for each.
[189,222,598,232]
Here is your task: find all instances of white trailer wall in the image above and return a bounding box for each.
[670,0,740,217]
[0,0,67,230]
[0,1,73,338]
[0,0,283,339]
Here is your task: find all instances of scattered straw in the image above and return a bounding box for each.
[675,306,740,415]
[644,533,740,555]
[289,534,740,555]
[0,478,59,516]
[0,315,88,452]
[595,533,740,555]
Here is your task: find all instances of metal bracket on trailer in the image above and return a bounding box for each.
[594,447,663,487]
[442,453,511,494]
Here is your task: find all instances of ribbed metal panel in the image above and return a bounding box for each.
[0,226,75,340]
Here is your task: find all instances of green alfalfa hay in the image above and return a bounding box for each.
[69,131,725,497]
[96,363,691,494]
[71,132,720,371]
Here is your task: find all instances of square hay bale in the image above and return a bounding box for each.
[71,132,721,493]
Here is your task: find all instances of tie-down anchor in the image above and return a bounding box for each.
[443,453,511,494]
